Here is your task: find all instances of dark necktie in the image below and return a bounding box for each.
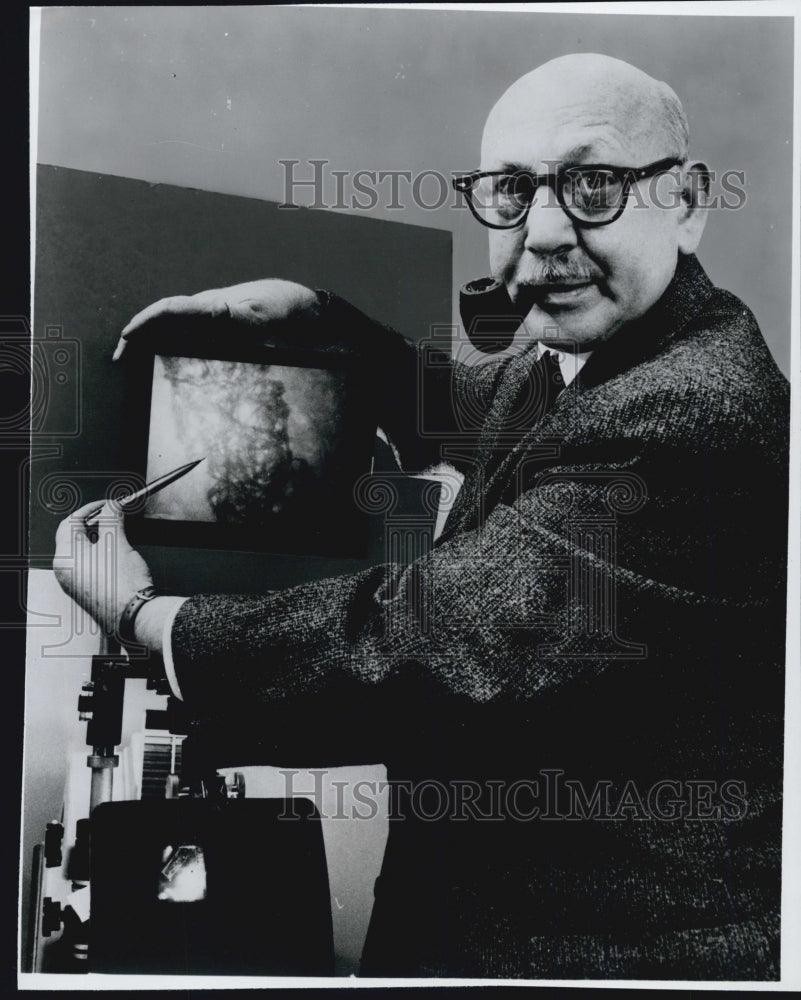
[482,348,564,477]
[507,349,564,434]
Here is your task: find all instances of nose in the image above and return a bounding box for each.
[522,184,579,256]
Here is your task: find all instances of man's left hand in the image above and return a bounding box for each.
[53,500,154,635]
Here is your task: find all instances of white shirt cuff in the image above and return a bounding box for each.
[162,597,190,701]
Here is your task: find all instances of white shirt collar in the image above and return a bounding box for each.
[536,342,593,387]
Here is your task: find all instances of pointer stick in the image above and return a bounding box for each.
[83,458,205,527]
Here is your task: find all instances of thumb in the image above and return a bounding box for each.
[93,499,134,551]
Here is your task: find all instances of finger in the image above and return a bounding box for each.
[69,498,116,521]
[54,501,104,570]
[55,499,110,545]
[114,291,232,360]
[119,291,227,337]
[120,295,200,336]
[79,498,126,542]
[67,499,122,534]
[92,502,136,553]
[87,499,126,528]
[114,295,193,361]
[54,500,104,547]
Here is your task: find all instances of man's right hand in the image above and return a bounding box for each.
[112,279,323,361]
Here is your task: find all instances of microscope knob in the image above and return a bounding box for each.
[41,897,63,937]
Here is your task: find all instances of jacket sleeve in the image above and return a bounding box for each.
[169,485,600,767]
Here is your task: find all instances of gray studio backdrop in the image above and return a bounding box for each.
[28,4,793,977]
[36,6,793,374]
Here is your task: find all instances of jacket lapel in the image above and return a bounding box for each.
[437,254,717,543]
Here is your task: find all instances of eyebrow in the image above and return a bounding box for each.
[560,143,603,165]
[493,143,612,174]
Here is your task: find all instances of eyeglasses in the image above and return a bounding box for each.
[452,157,684,229]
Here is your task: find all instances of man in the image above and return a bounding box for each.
[54,54,788,978]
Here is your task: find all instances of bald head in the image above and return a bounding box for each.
[481,53,689,169]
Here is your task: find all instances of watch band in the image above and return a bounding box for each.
[118,585,163,651]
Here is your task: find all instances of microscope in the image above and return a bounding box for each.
[27,631,334,975]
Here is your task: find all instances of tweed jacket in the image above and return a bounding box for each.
[171,253,789,979]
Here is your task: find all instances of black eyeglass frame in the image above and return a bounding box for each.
[452,157,685,230]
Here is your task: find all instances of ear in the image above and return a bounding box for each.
[676,160,710,254]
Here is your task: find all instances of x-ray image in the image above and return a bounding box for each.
[144,355,351,530]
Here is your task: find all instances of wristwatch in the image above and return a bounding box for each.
[118,585,164,651]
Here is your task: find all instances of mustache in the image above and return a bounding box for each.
[525,255,598,286]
